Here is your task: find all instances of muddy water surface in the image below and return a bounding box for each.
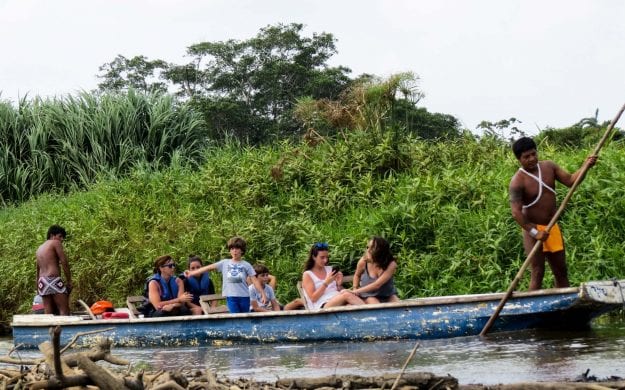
[2,313,624,385]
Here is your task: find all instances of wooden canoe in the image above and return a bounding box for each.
[11,279,625,349]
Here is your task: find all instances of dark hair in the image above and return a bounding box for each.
[227,236,247,254]
[47,225,66,240]
[153,255,173,274]
[368,236,396,270]
[512,137,537,159]
[187,254,203,268]
[253,263,269,275]
[304,242,329,271]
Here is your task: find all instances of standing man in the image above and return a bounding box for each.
[36,225,72,315]
[509,137,597,290]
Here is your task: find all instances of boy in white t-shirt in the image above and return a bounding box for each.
[186,236,267,313]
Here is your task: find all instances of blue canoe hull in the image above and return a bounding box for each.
[11,279,625,348]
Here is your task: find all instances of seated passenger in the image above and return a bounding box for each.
[144,255,193,317]
[249,264,305,311]
[352,236,399,304]
[181,255,215,315]
[249,264,281,312]
[302,242,364,309]
[247,272,277,290]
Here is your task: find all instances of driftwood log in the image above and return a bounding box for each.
[462,383,625,390]
[276,373,458,389]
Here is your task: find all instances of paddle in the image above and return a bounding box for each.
[480,103,625,337]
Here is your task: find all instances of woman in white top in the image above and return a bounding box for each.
[302,242,364,309]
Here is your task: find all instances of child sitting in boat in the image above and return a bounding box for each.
[351,236,399,304]
[249,264,305,311]
[302,242,364,309]
[185,236,267,313]
[180,255,216,314]
[249,264,281,312]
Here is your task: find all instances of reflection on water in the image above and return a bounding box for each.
[2,314,624,385]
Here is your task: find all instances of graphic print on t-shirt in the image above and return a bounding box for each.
[226,263,246,284]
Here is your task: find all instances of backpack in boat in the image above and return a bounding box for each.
[136,297,153,316]
[136,277,154,316]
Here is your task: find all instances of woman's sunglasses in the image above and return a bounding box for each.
[161,263,176,268]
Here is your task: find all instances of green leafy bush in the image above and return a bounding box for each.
[2,131,624,322]
[0,91,206,205]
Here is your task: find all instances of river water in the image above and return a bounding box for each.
[2,313,624,385]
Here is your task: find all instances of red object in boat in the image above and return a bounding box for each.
[102,312,129,319]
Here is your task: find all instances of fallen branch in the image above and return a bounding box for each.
[123,373,145,390]
[77,354,128,390]
[151,380,185,390]
[29,374,92,390]
[51,326,64,381]
[0,356,39,365]
[390,341,419,390]
[275,372,457,389]
[60,327,115,353]
[63,338,129,367]
[0,369,22,379]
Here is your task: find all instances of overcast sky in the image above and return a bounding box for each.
[1,0,623,133]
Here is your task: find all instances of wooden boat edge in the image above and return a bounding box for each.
[12,279,624,327]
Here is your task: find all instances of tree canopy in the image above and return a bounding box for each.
[96,23,461,144]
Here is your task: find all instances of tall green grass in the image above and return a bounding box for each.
[1,131,624,322]
[0,91,206,205]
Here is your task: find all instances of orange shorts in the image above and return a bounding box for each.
[536,223,564,253]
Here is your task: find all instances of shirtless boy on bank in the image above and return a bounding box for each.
[36,225,72,315]
[509,137,596,290]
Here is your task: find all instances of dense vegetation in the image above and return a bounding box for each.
[1,129,624,323]
[0,75,459,207]
[0,92,206,205]
[1,23,623,325]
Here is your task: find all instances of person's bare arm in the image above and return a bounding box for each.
[509,178,530,230]
[250,299,264,312]
[186,263,217,278]
[148,280,182,310]
[353,261,397,295]
[303,271,336,303]
[249,276,267,304]
[555,156,597,187]
[175,278,193,303]
[352,258,366,291]
[148,280,164,308]
[268,274,277,290]
[53,240,72,290]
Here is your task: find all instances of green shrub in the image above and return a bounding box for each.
[2,131,624,322]
[0,91,207,205]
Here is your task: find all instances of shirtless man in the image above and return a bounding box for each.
[36,225,72,315]
[509,137,596,290]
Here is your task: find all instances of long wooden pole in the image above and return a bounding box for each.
[480,103,625,337]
